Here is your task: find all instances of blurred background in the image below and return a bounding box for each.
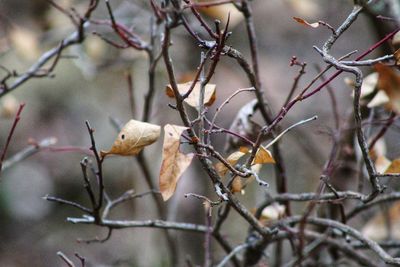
[0,0,398,266]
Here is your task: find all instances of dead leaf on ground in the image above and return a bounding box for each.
[159,124,194,201]
[293,17,319,28]
[166,82,216,109]
[101,120,161,158]
[252,146,275,165]
[362,202,400,241]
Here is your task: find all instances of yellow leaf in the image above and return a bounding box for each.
[385,158,400,174]
[293,17,319,28]
[159,124,194,201]
[101,120,160,157]
[239,146,250,154]
[195,0,243,27]
[166,82,216,109]
[362,202,400,241]
[252,146,275,165]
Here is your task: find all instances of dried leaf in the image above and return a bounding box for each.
[252,146,275,165]
[369,137,387,161]
[239,146,250,154]
[375,155,391,174]
[159,124,194,201]
[166,82,216,109]
[393,31,400,48]
[231,164,262,194]
[344,76,355,88]
[196,0,244,27]
[361,72,379,97]
[260,203,286,224]
[215,150,247,177]
[362,202,400,241]
[293,17,319,28]
[375,63,400,113]
[385,158,400,174]
[394,49,400,66]
[367,90,389,108]
[101,120,161,157]
[226,99,261,150]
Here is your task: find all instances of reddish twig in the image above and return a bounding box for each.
[0,103,25,175]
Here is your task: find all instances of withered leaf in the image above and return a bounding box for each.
[166,82,216,109]
[231,164,262,194]
[375,63,400,113]
[394,48,400,66]
[393,31,400,48]
[252,146,275,165]
[367,90,389,108]
[101,120,160,158]
[226,99,261,151]
[361,72,379,98]
[215,150,247,177]
[369,137,387,162]
[293,17,319,28]
[159,124,194,201]
[375,155,391,174]
[260,203,286,224]
[362,202,400,241]
[384,158,400,174]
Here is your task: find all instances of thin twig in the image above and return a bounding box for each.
[57,251,76,267]
[0,103,25,175]
[216,243,250,267]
